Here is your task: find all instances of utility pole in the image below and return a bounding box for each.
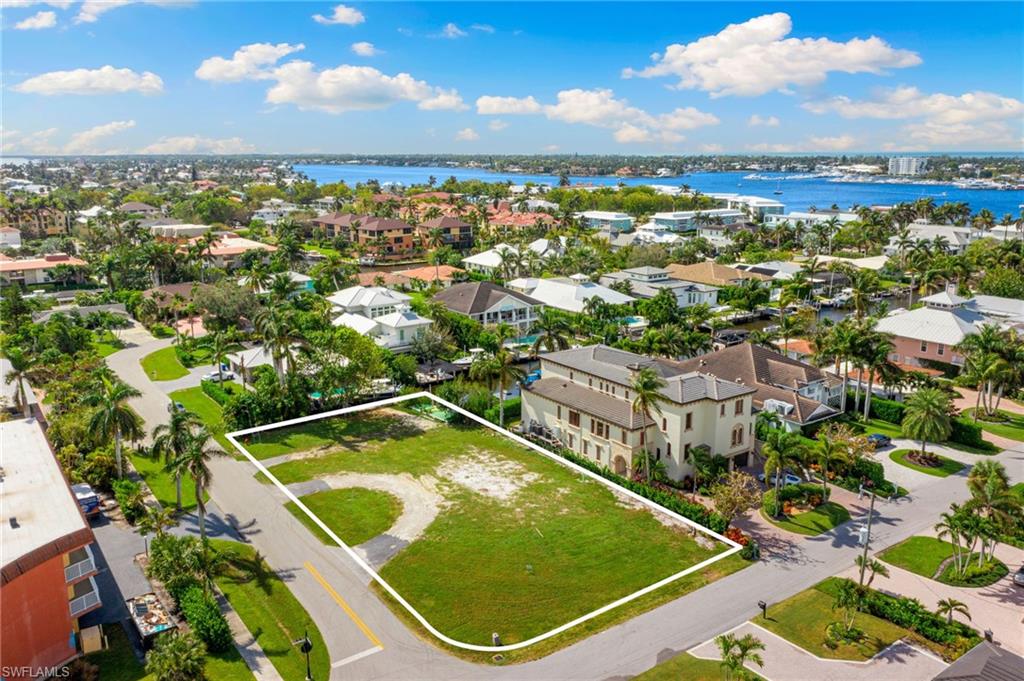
[858,488,877,586]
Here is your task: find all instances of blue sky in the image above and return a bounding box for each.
[3,1,1022,155]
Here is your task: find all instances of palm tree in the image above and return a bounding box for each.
[761,429,805,517]
[630,366,668,483]
[3,348,36,418]
[715,632,766,681]
[860,330,895,419]
[831,579,865,636]
[935,507,967,576]
[254,307,300,386]
[854,555,890,587]
[138,504,178,538]
[965,460,1022,563]
[425,228,445,283]
[244,262,272,295]
[84,377,143,478]
[170,427,225,542]
[816,425,850,498]
[530,309,573,354]
[151,410,201,511]
[145,631,207,681]
[935,598,970,625]
[470,349,525,427]
[901,388,952,459]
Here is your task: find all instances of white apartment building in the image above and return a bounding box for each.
[577,211,635,230]
[707,194,785,220]
[521,345,757,480]
[763,210,859,228]
[888,157,928,176]
[651,209,746,231]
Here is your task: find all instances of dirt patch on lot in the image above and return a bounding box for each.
[437,450,540,502]
[319,472,444,543]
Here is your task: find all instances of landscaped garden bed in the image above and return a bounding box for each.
[760,483,850,536]
[234,399,746,662]
[878,536,1008,587]
[963,409,1024,442]
[888,449,965,477]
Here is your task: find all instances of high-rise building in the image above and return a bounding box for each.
[888,157,929,176]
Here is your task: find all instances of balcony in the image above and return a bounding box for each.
[69,576,102,617]
[65,545,97,583]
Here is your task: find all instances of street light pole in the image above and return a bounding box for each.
[858,487,877,586]
[294,629,313,680]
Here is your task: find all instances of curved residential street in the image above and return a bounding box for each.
[106,337,1024,680]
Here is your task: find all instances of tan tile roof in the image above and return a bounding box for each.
[665,261,771,287]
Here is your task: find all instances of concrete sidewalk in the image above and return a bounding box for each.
[689,622,946,681]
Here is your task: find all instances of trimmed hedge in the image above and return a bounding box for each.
[201,379,233,407]
[553,446,729,534]
[484,397,521,425]
[178,585,233,653]
[824,578,979,657]
[949,418,987,449]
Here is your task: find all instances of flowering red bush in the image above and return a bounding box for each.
[724,526,749,546]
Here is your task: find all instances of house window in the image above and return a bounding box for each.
[595,445,602,462]
[937,344,944,356]
[568,434,574,449]
[568,410,580,427]
[734,399,744,415]
[570,371,574,380]
[662,417,667,431]
[589,377,593,387]
[621,429,627,444]
[685,412,693,430]
[640,431,645,445]
[557,405,562,420]
[583,440,589,455]
[684,443,691,458]
[656,447,661,461]
[731,425,744,447]
[920,341,928,352]
[720,403,726,417]
[666,442,672,458]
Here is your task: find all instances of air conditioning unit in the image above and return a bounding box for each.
[763,398,794,416]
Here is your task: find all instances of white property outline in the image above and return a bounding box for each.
[227,391,742,653]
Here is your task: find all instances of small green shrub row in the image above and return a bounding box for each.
[112,478,144,524]
[868,396,906,424]
[552,446,729,534]
[201,379,233,406]
[949,418,989,450]
[178,585,233,653]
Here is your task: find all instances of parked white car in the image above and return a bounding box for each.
[202,370,235,382]
[757,472,802,487]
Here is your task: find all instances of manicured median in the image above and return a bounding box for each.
[888,449,964,477]
[211,540,330,681]
[964,409,1024,442]
[878,536,954,578]
[761,501,850,536]
[286,487,402,546]
[140,346,188,381]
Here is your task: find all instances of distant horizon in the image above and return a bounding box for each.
[4,151,1024,160]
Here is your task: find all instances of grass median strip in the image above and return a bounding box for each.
[286,488,402,546]
[140,346,188,381]
[888,449,964,477]
[761,501,850,536]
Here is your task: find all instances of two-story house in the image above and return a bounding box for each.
[327,285,432,351]
[521,345,757,481]
[676,343,843,432]
[418,216,473,251]
[599,266,718,309]
[432,281,543,335]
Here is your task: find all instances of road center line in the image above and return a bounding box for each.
[331,645,384,669]
[304,560,384,649]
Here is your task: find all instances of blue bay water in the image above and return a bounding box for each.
[294,164,1024,216]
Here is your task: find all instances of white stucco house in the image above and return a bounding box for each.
[327,285,432,351]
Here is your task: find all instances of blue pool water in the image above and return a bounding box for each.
[294,164,1024,215]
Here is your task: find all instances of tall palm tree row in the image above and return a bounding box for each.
[151,410,202,511]
[84,377,143,478]
[168,426,226,542]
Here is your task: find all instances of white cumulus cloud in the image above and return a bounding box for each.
[438,22,467,39]
[76,1,191,24]
[623,12,920,97]
[65,120,135,154]
[13,65,164,95]
[1,127,60,155]
[4,1,73,8]
[455,127,479,141]
[312,4,365,26]
[350,41,379,57]
[748,114,780,127]
[475,95,542,115]
[15,10,57,29]
[195,42,305,82]
[470,23,494,33]
[488,119,508,131]
[139,135,255,154]
[747,134,857,153]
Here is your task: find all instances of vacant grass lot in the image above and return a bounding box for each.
[286,488,402,545]
[212,540,330,681]
[255,408,733,648]
[761,501,850,536]
[964,409,1024,442]
[878,536,955,578]
[169,384,242,454]
[759,582,908,661]
[140,346,188,381]
[888,449,965,477]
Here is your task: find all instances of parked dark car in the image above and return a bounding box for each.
[1013,564,1024,588]
[867,433,892,449]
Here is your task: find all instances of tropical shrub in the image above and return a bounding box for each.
[868,396,906,424]
[484,397,521,425]
[763,483,829,516]
[145,631,207,681]
[112,479,145,523]
[200,379,233,406]
[949,418,987,449]
[178,585,232,653]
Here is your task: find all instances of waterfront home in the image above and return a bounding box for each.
[327,285,432,351]
[520,345,756,480]
[884,222,974,255]
[418,215,473,250]
[763,209,858,228]
[506,274,635,313]
[1,418,101,672]
[599,266,718,309]
[665,261,771,287]
[226,343,305,381]
[0,253,88,286]
[651,208,745,231]
[189,234,276,270]
[576,211,634,230]
[706,193,785,220]
[433,281,543,334]
[676,343,843,433]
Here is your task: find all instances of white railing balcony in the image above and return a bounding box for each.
[69,577,101,617]
[65,546,96,583]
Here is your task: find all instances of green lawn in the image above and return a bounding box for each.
[211,540,330,681]
[242,410,426,462]
[286,488,402,546]
[761,501,850,536]
[758,582,910,661]
[861,418,904,440]
[140,346,188,381]
[169,384,241,454]
[129,450,206,512]
[633,652,765,681]
[964,409,1024,442]
[83,621,252,681]
[93,330,125,357]
[259,410,736,649]
[888,449,965,478]
[878,536,955,578]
